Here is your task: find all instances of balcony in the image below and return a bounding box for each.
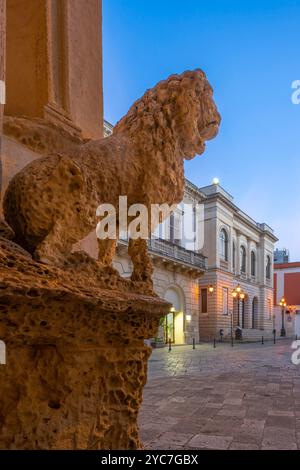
[117,237,207,277]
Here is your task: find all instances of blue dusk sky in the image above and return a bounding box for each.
[103,0,300,260]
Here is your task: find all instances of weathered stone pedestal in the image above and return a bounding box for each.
[0,237,170,449]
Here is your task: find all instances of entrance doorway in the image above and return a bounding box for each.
[164,310,184,344]
[164,287,185,344]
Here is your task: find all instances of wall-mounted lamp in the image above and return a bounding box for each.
[208,285,214,294]
[186,314,192,322]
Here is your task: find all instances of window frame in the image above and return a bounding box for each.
[222,287,229,315]
[251,250,256,277]
[240,245,246,274]
[266,255,271,280]
[219,228,228,261]
[232,241,236,270]
[201,288,208,314]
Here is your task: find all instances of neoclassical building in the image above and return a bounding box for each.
[198,183,277,341]
[105,123,278,343]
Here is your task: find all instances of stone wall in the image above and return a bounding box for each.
[5,0,103,140]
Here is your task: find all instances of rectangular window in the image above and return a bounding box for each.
[222,287,228,315]
[201,288,208,313]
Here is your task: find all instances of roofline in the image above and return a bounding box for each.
[185,178,207,199]
[274,262,300,270]
[204,191,278,242]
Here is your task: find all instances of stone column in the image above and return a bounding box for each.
[5,0,103,139]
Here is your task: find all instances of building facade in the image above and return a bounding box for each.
[198,183,277,341]
[274,262,300,337]
[105,121,278,344]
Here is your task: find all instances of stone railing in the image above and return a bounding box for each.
[148,238,207,270]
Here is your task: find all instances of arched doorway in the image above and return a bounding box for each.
[252,297,258,329]
[164,287,185,344]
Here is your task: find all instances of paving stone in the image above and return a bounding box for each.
[262,426,296,450]
[246,407,269,419]
[201,417,243,435]
[268,410,294,417]
[147,432,194,449]
[229,441,260,450]
[266,415,295,428]
[233,419,265,444]
[169,418,208,434]
[187,434,233,450]
[140,341,300,450]
[217,406,247,418]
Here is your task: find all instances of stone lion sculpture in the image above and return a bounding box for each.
[3,69,220,283]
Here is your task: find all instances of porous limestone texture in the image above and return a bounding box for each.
[0,236,170,449]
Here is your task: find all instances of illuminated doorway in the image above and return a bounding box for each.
[164,287,185,344]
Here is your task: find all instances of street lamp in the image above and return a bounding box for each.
[279,296,287,337]
[232,284,245,339]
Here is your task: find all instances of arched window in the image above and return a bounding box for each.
[232,242,236,270]
[240,246,246,273]
[251,251,256,277]
[266,255,271,279]
[219,229,228,261]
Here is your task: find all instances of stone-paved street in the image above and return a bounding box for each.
[139,339,300,450]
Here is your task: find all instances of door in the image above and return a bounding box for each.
[165,312,175,343]
[295,312,300,337]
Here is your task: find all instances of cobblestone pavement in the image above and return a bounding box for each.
[139,339,300,450]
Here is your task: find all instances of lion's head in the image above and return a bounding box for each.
[114,69,220,162]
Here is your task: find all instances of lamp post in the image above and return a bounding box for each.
[279,297,287,337]
[232,284,245,339]
[232,285,245,327]
[208,285,214,338]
